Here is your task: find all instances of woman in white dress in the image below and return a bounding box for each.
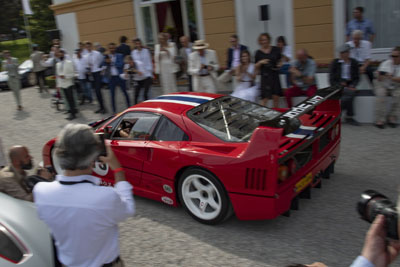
[154,33,178,94]
[231,50,258,102]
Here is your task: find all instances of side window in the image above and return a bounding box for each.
[152,116,189,141]
[0,224,24,263]
[102,117,121,137]
[112,112,160,140]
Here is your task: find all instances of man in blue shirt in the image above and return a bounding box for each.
[105,43,131,113]
[346,6,375,43]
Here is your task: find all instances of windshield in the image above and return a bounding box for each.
[187,96,281,142]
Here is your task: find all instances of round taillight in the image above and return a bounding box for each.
[330,128,336,140]
[278,165,289,183]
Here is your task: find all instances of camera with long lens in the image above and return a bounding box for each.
[357,190,399,240]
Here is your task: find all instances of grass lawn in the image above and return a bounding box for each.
[0,38,31,64]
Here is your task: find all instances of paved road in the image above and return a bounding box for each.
[1,86,400,267]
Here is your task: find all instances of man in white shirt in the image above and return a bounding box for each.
[56,49,77,120]
[85,41,106,114]
[131,38,153,104]
[188,40,219,93]
[347,30,374,85]
[34,123,135,267]
[374,46,400,128]
[74,48,93,105]
[77,42,89,57]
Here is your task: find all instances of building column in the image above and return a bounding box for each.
[55,12,80,56]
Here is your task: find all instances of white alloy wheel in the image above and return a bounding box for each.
[181,174,222,221]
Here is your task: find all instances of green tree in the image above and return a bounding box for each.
[0,0,24,36]
[29,0,56,52]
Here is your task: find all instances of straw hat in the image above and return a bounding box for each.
[193,40,209,50]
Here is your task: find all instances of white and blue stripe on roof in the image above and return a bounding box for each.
[145,94,214,106]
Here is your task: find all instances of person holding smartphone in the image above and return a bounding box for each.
[33,124,135,267]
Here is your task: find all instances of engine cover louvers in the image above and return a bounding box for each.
[245,168,267,190]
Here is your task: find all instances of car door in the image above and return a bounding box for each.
[109,112,160,187]
[142,116,189,196]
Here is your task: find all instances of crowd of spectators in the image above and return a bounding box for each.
[2,5,399,128]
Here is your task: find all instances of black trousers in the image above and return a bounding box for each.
[188,75,192,92]
[365,65,374,84]
[62,85,77,114]
[134,77,152,104]
[35,70,45,89]
[341,88,357,117]
[91,71,104,110]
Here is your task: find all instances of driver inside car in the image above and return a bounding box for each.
[118,120,134,138]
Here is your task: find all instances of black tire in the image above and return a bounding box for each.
[178,168,232,225]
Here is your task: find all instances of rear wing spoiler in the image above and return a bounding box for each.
[259,86,342,135]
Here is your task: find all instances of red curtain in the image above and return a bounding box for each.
[156,3,168,32]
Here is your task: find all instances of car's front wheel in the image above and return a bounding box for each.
[178,168,232,224]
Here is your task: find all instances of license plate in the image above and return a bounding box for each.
[295,172,313,193]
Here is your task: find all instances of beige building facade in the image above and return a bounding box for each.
[51,0,395,65]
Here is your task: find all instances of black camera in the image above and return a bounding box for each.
[128,68,135,75]
[358,190,399,240]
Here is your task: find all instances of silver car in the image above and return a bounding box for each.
[0,59,37,90]
[0,193,53,266]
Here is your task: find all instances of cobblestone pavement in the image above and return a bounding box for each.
[1,86,400,267]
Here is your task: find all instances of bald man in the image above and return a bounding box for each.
[285,49,317,108]
[0,146,52,201]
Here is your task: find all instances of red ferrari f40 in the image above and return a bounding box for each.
[43,87,341,224]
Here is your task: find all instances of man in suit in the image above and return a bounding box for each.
[188,40,219,93]
[329,44,360,125]
[30,44,47,93]
[2,50,22,110]
[116,36,131,57]
[178,36,193,91]
[56,49,77,120]
[84,41,106,114]
[217,34,247,90]
[105,43,131,113]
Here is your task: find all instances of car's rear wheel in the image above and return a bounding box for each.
[178,168,232,224]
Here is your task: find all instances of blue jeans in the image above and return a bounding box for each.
[78,79,92,101]
[109,76,131,113]
[279,63,291,88]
